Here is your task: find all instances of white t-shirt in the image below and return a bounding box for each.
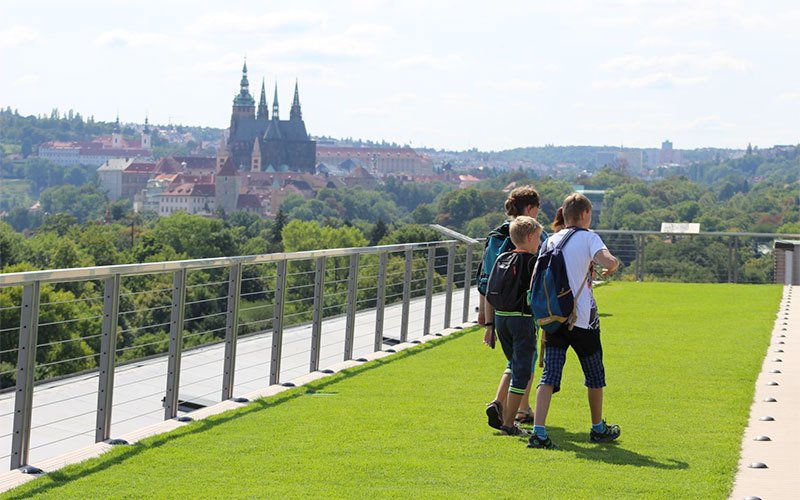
[544,228,607,330]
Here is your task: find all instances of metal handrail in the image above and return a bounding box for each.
[0,240,459,287]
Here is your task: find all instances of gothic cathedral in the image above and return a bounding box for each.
[224,62,316,173]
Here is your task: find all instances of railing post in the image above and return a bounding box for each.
[270,260,288,385]
[344,254,359,360]
[462,244,473,323]
[310,257,326,371]
[423,247,435,335]
[374,252,388,352]
[10,282,40,471]
[400,249,412,342]
[96,274,120,443]
[164,269,187,420]
[444,242,455,329]
[221,263,242,401]
[727,237,734,283]
[636,235,646,282]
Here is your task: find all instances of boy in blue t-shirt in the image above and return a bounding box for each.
[485,216,543,436]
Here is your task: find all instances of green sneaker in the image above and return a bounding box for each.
[589,420,621,443]
[527,434,557,449]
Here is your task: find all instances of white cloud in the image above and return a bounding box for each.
[392,54,463,69]
[594,72,709,89]
[778,91,800,103]
[93,30,174,48]
[188,10,326,35]
[12,74,39,87]
[600,52,751,73]
[679,115,735,131]
[484,79,546,92]
[0,25,40,49]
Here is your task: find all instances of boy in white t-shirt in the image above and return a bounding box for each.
[528,193,621,450]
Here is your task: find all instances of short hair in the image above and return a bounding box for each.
[562,193,593,225]
[504,186,540,217]
[509,215,543,247]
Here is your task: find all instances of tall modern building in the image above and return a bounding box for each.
[225,62,316,173]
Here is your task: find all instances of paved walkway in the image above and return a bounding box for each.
[731,285,798,500]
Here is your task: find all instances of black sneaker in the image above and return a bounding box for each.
[527,434,557,449]
[500,424,531,436]
[485,401,503,430]
[589,420,621,443]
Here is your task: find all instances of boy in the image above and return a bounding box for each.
[485,216,543,436]
[528,193,620,449]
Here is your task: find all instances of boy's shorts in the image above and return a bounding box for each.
[494,314,537,395]
[539,325,605,394]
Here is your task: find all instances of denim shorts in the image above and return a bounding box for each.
[495,314,538,394]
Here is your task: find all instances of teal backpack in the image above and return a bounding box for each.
[477,222,513,296]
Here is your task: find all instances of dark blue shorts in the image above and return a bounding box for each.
[494,314,538,395]
[539,326,605,393]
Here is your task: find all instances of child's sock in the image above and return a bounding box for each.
[533,425,547,439]
[592,421,607,433]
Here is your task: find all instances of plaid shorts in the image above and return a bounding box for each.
[539,329,606,393]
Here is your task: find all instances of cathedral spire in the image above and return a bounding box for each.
[257,78,269,120]
[113,113,121,133]
[272,83,280,120]
[290,79,302,121]
[233,58,255,108]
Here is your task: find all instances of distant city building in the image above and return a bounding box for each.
[659,140,674,165]
[315,146,433,177]
[38,116,153,167]
[223,62,316,173]
[595,150,643,172]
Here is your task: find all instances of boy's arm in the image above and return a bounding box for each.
[593,248,619,278]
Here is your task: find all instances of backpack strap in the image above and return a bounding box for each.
[567,268,592,330]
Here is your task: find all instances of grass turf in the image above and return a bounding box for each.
[2,282,782,499]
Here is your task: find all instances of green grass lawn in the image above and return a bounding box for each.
[3,282,782,499]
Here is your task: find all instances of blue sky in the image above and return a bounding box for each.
[2,0,798,151]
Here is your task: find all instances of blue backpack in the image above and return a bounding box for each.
[529,228,588,334]
[477,222,513,296]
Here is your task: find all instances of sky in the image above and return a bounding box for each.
[1,0,799,151]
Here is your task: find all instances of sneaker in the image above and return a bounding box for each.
[485,401,503,430]
[527,434,557,449]
[589,420,621,443]
[500,424,531,436]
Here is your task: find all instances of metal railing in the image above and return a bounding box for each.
[595,230,800,284]
[0,228,794,472]
[0,239,483,472]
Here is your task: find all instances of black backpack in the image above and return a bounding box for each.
[485,251,526,312]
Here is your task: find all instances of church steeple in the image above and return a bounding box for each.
[290,79,302,121]
[233,59,255,108]
[257,79,269,121]
[272,83,280,120]
[113,114,121,133]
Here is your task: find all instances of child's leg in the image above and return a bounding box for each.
[588,387,603,424]
[494,372,510,404]
[533,345,567,430]
[502,317,535,427]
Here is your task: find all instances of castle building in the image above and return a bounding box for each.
[226,62,316,173]
[39,115,153,167]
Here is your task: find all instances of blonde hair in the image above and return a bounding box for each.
[562,193,593,225]
[509,215,542,247]
[504,186,540,218]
